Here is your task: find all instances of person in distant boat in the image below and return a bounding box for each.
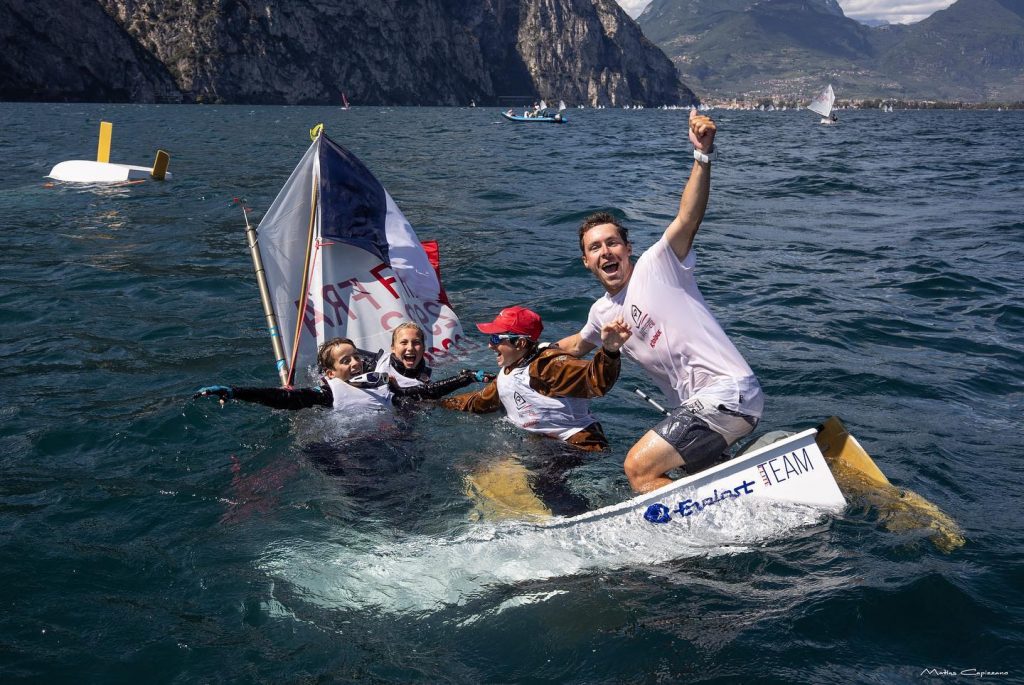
[556,108,764,494]
[442,306,630,451]
[830,113,838,123]
[195,337,489,413]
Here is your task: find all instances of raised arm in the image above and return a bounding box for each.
[665,109,717,260]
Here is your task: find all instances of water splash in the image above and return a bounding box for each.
[260,497,827,614]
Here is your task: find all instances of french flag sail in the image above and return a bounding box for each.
[254,126,466,385]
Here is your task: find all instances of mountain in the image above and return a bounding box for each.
[638,0,1024,101]
[641,0,883,96]
[0,0,695,107]
[878,0,1024,101]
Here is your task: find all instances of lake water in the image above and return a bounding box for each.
[1,103,1022,682]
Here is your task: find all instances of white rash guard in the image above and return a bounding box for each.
[495,362,597,441]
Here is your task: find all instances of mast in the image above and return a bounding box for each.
[237,199,291,386]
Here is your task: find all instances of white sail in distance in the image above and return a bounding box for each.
[807,84,835,118]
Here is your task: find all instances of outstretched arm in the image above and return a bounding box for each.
[392,370,491,403]
[665,109,717,260]
[533,318,630,398]
[554,333,598,358]
[440,379,502,414]
[195,384,333,410]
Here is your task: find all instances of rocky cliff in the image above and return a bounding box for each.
[0,0,180,102]
[1,0,694,107]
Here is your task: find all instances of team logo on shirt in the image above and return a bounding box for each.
[513,391,538,427]
[630,305,659,343]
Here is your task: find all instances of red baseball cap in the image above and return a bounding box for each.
[476,306,543,341]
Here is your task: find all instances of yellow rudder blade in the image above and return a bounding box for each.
[464,457,552,522]
[151,149,170,180]
[96,121,112,163]
[816,416,965,553]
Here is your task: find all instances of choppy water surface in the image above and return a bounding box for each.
[1,104,1022,682]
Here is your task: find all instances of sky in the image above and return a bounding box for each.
[616,0,958,24]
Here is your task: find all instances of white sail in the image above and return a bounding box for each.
[807,84,835,118]
[256,132,466,384]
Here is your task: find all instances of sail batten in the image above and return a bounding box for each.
[254,132,466,384]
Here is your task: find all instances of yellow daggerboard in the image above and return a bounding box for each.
[817,416,965,553]
[465,457,552,522]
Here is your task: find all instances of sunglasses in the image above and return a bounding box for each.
[488,334,523,345]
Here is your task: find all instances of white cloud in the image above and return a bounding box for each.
[614,0,957,24]
[616,0,653,18]
[838,0,955,23]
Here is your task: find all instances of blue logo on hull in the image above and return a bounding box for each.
[643,479,756,525]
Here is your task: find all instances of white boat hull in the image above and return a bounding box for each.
[545,427,845,530]
[48,160,173,183]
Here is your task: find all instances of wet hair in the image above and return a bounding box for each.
[390,322,425,346]
[578,212,629,253]
[317,337,357,371]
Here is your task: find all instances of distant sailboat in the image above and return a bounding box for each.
[807,84,837,125]
[341,92,351,110]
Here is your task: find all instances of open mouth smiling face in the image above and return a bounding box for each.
[491,338,524,369]
[392,331,425,369]
[582,223,632,293]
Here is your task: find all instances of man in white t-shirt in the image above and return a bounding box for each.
[557,109,764,493]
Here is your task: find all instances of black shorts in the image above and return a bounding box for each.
[654,405,756,475]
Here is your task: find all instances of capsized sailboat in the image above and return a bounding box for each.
[469,416,964,554]
[244,124,466,386]
[48,121,171,183]
[807,83,837,124]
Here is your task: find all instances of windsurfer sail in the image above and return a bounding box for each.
[250,125,466,386]
[807,84,837,124]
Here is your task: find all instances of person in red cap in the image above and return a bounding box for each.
[442,305,631,451]
[557,110,763,494]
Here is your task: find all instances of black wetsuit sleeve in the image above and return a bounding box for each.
[231,385,333,410]
[390,371,475,405]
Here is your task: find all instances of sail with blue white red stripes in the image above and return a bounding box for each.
[256,129,466,385]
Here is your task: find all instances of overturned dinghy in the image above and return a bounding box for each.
[48,121,171,183]
[472,417,964,553]
[548,421,846,529]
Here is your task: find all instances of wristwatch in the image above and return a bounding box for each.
[693,146,717,164]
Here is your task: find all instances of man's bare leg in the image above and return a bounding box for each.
[623,430,685,493]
